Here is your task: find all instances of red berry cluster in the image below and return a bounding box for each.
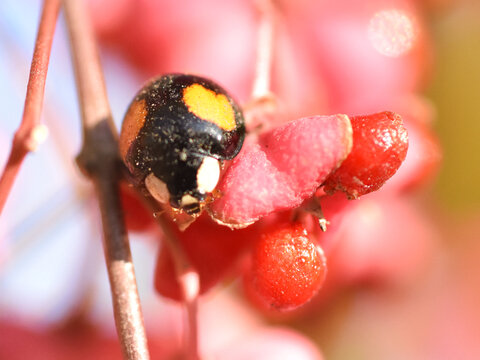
[92,0,441,316]
[119,109,414,311]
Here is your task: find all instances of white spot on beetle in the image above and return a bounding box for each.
[145,173,170,204]
[196,157,220,194]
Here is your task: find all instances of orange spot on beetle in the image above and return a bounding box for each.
[183,84,236,131]
[119,99,147,161]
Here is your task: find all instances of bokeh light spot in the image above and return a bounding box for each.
[368,9,416,57]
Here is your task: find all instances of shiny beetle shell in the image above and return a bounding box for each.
[119,74,245,214]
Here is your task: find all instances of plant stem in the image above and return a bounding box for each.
[0,0,60,215]
[243,0,279,132]
[62,0,149,359]
[153,211,201,360]
[138,191,200,359]
[251,0,277,99]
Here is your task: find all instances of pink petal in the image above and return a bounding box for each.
[209,115,352,227]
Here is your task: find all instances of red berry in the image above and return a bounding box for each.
[323,111,408,198]
[245,223,327,311]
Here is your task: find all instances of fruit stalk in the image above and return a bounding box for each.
[251,0,277,99]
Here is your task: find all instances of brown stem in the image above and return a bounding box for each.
[135,188,200,359]
[62,0,149,359]
[301,196,330,232]
[0,0,60,215]
[149,206,201,360]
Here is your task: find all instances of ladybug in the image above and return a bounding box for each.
[119,74,245,215]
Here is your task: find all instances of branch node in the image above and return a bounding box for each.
[76,119,120,177]
[26,124,49,152]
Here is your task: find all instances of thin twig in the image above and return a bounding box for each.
[0,0,60,215]
[143,197,201,360]
[158,217,200,360]
[62,0,149,359]
[251,0,277,99]
[129,184,201,358]
[302,196,330,232]
[243,0,279,132]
